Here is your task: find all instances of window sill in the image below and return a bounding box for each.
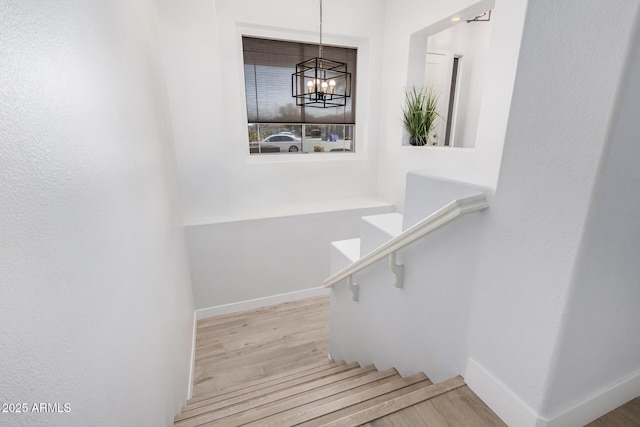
[184,197,393,227]
[244,150,364,165]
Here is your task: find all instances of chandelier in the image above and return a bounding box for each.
[291,0,351,108]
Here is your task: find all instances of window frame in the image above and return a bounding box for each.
[235,24,369,164]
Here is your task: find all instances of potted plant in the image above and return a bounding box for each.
[402,87,441,146]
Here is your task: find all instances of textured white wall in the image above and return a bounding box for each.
[156,0,386,223]
[541,13,640,421]
[466,0,640,417]
[0,1,194,426]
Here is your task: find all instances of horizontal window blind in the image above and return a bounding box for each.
[243,36,357,124]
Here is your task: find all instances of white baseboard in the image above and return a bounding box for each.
[544,368,640,427]
[195,287,330,320]
[187,310,197,400]
[464,357,540,427]
[465,357,640,427]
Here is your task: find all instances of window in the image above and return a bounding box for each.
[242,36,357,154]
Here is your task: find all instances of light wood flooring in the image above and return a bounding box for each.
[192,296,331,397]
[587,397,640,426]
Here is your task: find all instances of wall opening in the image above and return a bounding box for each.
[406,0,495,148]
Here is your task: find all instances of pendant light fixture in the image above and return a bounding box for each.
[291,0,351,108]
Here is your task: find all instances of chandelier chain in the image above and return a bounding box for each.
[319,0,323,59]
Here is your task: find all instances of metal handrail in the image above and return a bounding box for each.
[323,193,489,294]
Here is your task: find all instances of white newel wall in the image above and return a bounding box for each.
[330,174,490,383]
[0,1,194,426]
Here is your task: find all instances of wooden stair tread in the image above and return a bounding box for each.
[187,358,337,405]
[298,373,433,427]
[177,361,360,420]
[214,368,400,427]
[364,384,506,427]
[321,375,466,427]
[174,365,381,426]
[241,373,405,427]
[255,372,432,427]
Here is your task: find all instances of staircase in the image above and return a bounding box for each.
[174,175,504,425]
[175,357,503,426]
[175,172,640,426]
[174,296,504,426]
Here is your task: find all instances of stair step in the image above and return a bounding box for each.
[259,371,432,427]
[298,372,432,427]
[218,367,400,427]
[177,296,500,427]
[367,385,506,426]
[330,238,361,274]
[174,364,377,427]
[187,358,337,405]
[359,212,403,256]
[178,361,356,418]
[240,372,404,427]
[320,375,465,427]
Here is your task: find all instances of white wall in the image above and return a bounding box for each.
[187,203,394,310]
[426,18,493,148]
[466,0,640,422]
[377,0,527,210]
[0,1,194,426]
[155,0,390,310]
[156,0,386,224]
[155,0,232,220]
[540,14,640,423]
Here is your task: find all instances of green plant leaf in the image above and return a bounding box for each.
[401,86,442,141]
